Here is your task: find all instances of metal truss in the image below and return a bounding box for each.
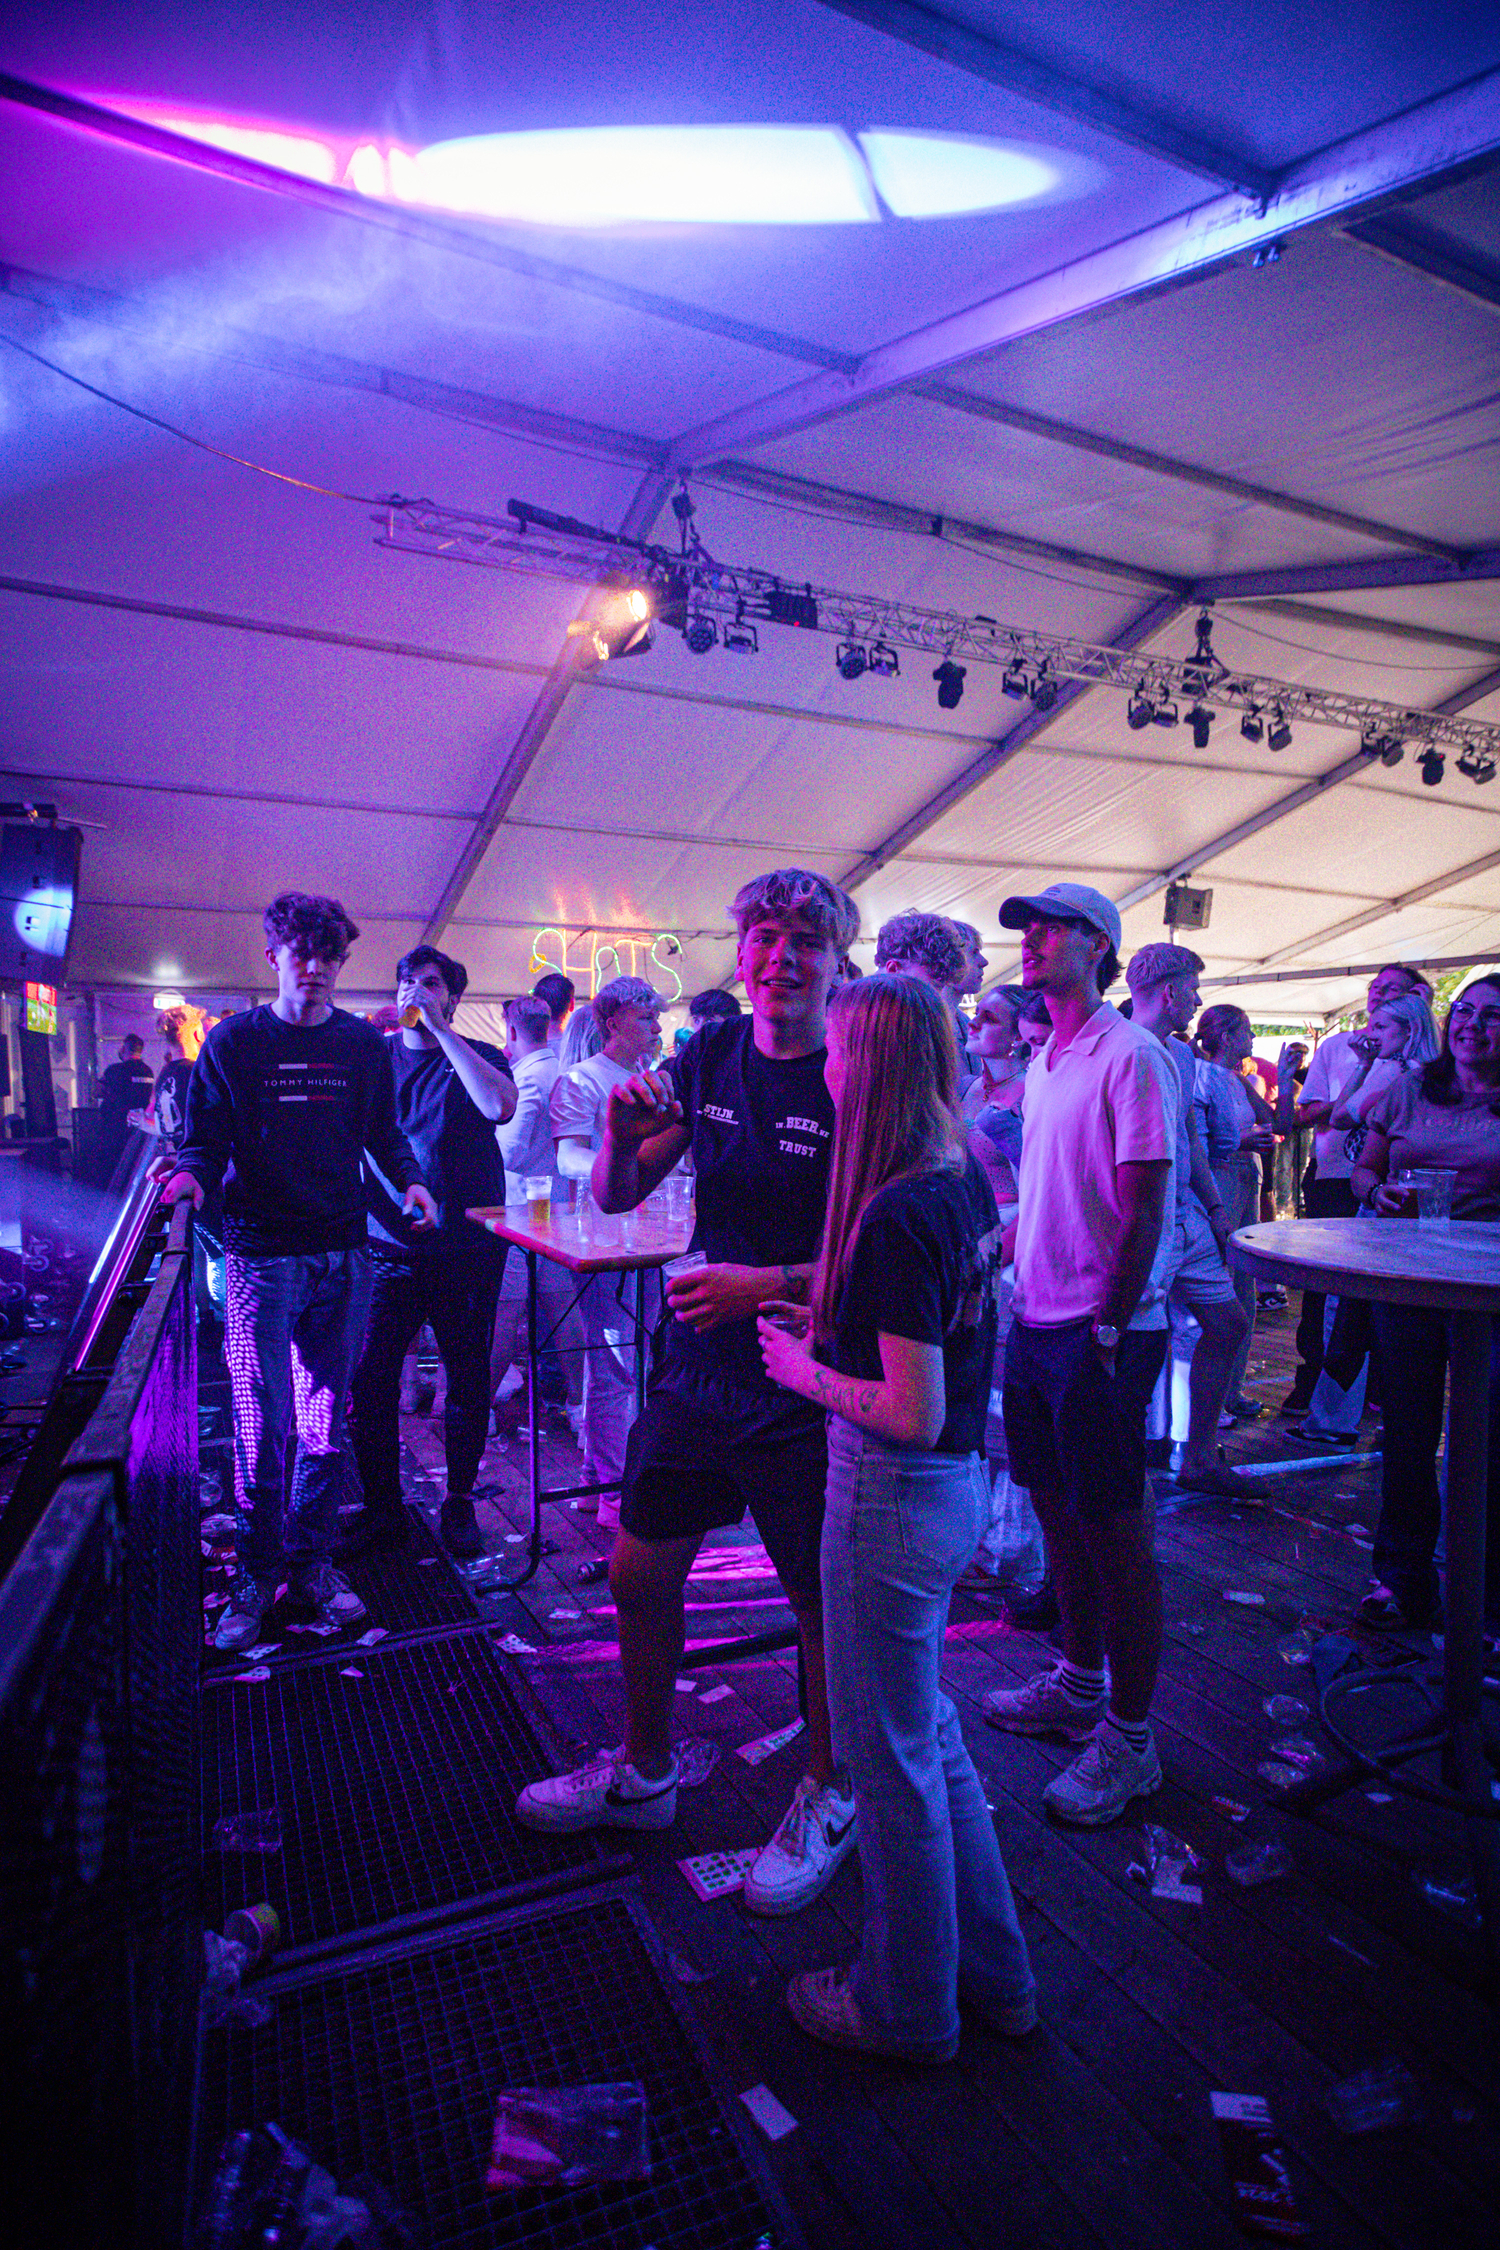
[376,495,1500,765]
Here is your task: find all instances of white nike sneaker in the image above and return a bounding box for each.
[515,1747,678,1834]
[744,1773,858,1916]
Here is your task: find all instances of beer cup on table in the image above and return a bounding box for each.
[524,1175,552,1226]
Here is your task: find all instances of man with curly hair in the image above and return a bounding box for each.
[166,891,436,1649]
[876,911,977,1081]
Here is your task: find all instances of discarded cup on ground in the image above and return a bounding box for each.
[675,1735,721,1789]
[1226,1839,1294,1887]
[486,2083,650,2192]
[224,1901,282,1964]
[1263,1695,1310,1726]
[211,1808,283,1854]
[1324,2059,1415,2134]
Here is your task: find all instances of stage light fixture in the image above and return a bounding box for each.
[1002,657,1028,699]
[837,641,868,681]
[1031,664,1058,713]
[1152,697,1179,729]
[1267,709,1292,752]
[684,611,717,654]
[868,639,901,678]
[1240,709,1263,743]
[1459,747,1495,785]
[1127,691,1154,731]
[1419,747,1445,787]
[933,659,966,710]
[1379,737,1406,768]
[1188,703,1214,750]
[722,611,759,656]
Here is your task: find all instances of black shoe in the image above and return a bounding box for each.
[1285,1423,1358,1451]
[1227,1394,1267,1421]
[439,1494,485,1559]
[1279,1389,1316,1417]
[1144,1436,1172,1468]
[1004,1579,1060,1631]
[334,1505,412,1559]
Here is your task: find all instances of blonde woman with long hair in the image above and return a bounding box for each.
[758,973,1034,2061]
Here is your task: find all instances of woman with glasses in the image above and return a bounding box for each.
[757,973,1033,2060]
[1350,976,1500,1629]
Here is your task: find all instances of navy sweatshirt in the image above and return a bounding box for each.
[176,1006,424,1256]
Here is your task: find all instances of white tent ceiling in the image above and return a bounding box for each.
[1,1,1498,1023]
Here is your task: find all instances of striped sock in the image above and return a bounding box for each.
[1103,1711,1151,1757]
[1056,1662,1107,1707]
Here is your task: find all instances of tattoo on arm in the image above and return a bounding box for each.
[779,1263,811,1302]
[809,1364,880,1421]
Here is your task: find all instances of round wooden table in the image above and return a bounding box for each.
[1232,1219,1500,1974]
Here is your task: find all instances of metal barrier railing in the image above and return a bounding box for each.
[0,1198,199,2250]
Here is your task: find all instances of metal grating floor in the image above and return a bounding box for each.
[202,1505,478,1660]
[201,1637,599,1950]
[196,1895,787,2250]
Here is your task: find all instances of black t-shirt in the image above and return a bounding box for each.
[367,1034,512,1251]
[662,1018,834,1435]
[154,1058,194,1149]
[100,1057,154,1123]
[824,1157,1001,1456]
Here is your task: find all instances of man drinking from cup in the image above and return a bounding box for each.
[345,945,516,1559]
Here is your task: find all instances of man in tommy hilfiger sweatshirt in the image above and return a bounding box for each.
[166,890,436,1650]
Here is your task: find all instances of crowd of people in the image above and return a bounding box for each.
[137,869,1500,2067]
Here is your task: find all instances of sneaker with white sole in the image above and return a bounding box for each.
[515,1748,678,1834]
[1043,1728,1162,1825]
[983,1667,1108,1740]
[744,1773,858,1916]
[290,1562,367,1629]
[212,1590,270,1653]
[785,1967,957,2063]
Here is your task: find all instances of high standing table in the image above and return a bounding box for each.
[466,1202,805,1686]
[1231,1218,1500,1977]
[466,1202,690,1589]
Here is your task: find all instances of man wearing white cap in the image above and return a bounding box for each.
[984,885,1178,1825]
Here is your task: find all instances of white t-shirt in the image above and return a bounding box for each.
[500,1045,562,1203]
[549,1050,635,1156]
[1301,1031,1402,1180]
[1014,1003,1178,1327]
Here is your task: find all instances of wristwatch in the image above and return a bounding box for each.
[1094,1321,1121,1350]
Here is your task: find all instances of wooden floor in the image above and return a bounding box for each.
[399,1297,1500,2250]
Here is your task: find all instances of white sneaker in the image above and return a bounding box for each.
[744,1773,858,1916]
[291,1563,367,1628]
[515,1748,678,1834]
[1043,1728,1162,1826]
[983,1667,1108,1740]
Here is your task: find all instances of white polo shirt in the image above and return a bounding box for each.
[1013,1002,1178,1327]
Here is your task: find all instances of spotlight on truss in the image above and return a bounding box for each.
[1379,738,1406,768]
[722,611,759,656]
[1419,747,1445,787]
[933,659,966,710]
[1031,664,1058,713]
[868,639,901,678]
[1267,708,1293,752]
[1458,747,1496,785]
[837,641,867,681]
[1240,708,1264,743]
[1152,697,1179,729]
[1127,691,1154,731]
[1002,657,1028,700]
[1188,703,1214,750]
[684,611,717,655]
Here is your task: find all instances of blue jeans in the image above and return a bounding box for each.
[1302,1297,1367,1439]
[225,1248,374,1589]
[822,1417,1033,2054]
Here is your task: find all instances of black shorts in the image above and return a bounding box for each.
[1002,1318,1168,1519]
[620,1383,826,1603]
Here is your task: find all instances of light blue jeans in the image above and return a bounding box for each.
[1303,1296,1367,1439]
[822,1416,1034,2054]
